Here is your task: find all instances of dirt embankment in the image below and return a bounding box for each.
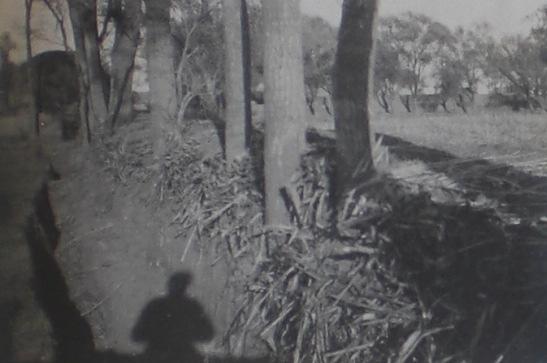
[46,117,251,360]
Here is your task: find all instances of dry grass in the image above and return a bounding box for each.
[371,111,547,162]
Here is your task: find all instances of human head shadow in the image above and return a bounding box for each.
[130,272,213,363]
[128,272,270,363]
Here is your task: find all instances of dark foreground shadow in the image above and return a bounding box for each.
[379,133,547,220]
[130,272,213,363]
[22,184,268,363]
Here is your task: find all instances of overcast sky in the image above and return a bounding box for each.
[301,0,545,36]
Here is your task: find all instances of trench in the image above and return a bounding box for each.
[24,181,96,363]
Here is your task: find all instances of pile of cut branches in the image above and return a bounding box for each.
[154,137,547,362]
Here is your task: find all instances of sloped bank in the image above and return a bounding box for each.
[46,118,265,360]
[25,182,95,363]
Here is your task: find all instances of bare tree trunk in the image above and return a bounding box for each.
[67,1,90,143]
[376,89,390,113]
[42,0,70,51]
[108,0,142,131]
[25,0,40,136]
[400,94,412,113]
[0,50,9,112]
[67,0,108,141]
[262,0,307,226]
[144,0,177,159]
[333,0,378,199]
[222,0,252,162]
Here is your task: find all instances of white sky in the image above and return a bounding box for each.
[301,0,546,36]
[1,0,545,62]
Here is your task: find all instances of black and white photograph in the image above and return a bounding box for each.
[1,0,546,362]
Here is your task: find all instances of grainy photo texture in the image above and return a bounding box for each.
[0,0,546,362]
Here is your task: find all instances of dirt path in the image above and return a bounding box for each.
[0,119,54,362]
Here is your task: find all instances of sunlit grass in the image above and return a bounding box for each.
[371,111,547,160]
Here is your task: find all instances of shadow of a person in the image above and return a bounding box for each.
[131,272,214,363]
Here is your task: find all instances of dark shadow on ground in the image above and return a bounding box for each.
[379,133,547,220]
[22,182,269,363]
[131,272,214,363]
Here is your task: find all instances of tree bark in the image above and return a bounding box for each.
[262,0,307,226]
[222,0,252,162]
[143,0,177,159]
[25,0,40,136]
[42,0,70,51]
[0,49,9,112]
[67,0,108,141]
[333,0,378,199]
[108,0,142,131]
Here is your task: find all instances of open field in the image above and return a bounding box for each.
[372,111,547,164]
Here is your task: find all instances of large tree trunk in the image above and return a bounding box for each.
[222,0,252,162]
[108,0,142,131]
[67,0,108,142]
[144,0,177,159]
[262,0,307,226]
[333,0,378,199]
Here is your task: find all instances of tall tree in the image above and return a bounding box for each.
[302,16,337,114]
[144,0,177,158]
[380,13,452,97]
[0,32,16,112]
[67,0,109,141]
[24,0,41,135]
[485,35,546,109]
[333,0,378,199]
[262,0,307,226]
[108,0,142,130]
[374,36,400,113]
[222,0,252,162]
[41,0,70,51]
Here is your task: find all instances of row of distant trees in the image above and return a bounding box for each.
[298,8,547,114]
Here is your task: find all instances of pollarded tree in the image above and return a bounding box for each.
[302,16,337,114]
[486,35,547,109]
[380,13,453,97]
[222,0,252,162]
[333,0,378,199]
[143,0,178,158]
[262,0,308,226]
[374,36,400,113]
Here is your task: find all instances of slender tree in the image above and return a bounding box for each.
[67,0,109,141]
[143,0,177,159]
[262,0,307,226]
[108,0,142,130]
[24,0,41,136]
[333,0,378,199]
[222,0,252,161]
[0,32,16,112]
[41,0,70,51]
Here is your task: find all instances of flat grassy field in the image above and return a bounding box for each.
[371,111,547,161]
